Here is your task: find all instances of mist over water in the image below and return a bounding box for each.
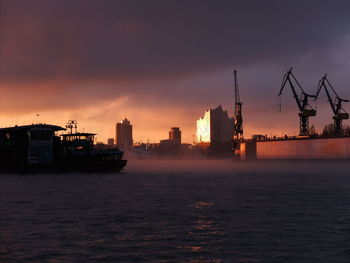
[127,159,349,177]
[1,160,350,262]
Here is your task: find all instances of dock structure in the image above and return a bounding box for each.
[240,137,350,160]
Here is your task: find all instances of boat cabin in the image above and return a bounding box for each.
[61,132,96,154]
[0,124,65,169]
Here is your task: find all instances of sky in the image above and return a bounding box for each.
[1,0,350,143]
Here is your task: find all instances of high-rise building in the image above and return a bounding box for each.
[169,127,181,144]
[196,105,233,154]
[116,118,133,150]
[107,138,114,146]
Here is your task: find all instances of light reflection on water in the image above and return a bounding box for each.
[192,201,215,210]
[182,201,225,261]
[1,161,350,262]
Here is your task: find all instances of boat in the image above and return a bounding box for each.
[0,124,64,171]
[59,131,127,172]
[0,121,127,172]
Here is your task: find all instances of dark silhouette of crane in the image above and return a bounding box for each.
[315,74,349,136]
[278,68,316,136]
[233,70,243,140]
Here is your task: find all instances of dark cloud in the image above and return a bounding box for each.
[1,0,350,138]
[1,0,350,84]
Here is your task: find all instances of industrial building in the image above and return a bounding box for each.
[159,127,182,153]
[116,118,133,150]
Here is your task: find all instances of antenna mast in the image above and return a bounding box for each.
[66,120,78,134]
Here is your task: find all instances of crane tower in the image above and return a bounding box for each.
[233,70,243,140]
[278,68,317,136]
[316,74,349,136]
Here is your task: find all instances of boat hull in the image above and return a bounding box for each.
[58,156,127,172]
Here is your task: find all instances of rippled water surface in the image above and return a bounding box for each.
[1,160,350,262]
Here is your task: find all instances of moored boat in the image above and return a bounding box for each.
[0,122,127,172]
[60,131,127,172]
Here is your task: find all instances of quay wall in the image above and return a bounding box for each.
[240,137,350,160]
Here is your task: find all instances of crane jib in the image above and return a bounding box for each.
[278,68,317,136]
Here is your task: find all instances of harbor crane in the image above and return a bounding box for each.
[233,70,243,140]
[278,68,316,136]
[315,74,349,136]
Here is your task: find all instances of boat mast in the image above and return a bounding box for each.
[66,120,78,134]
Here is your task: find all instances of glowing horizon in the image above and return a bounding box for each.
[1,1,350,144]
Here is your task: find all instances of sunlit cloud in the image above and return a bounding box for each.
[1,1,350,143]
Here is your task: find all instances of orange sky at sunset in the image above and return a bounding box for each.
[1,1,350,143]
[0,78,340,144]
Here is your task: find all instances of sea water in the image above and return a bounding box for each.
[1,160,350,262]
